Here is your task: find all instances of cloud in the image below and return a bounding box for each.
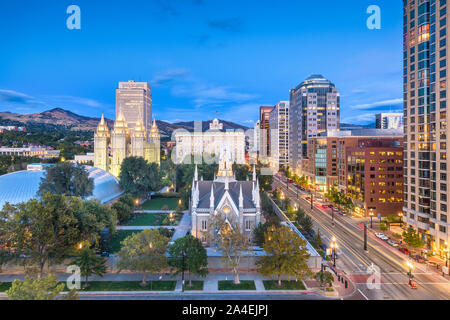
[43,95,103,108]
[0,89,42,105]
[172,84,258,108]
[208,17,244,33]
[348,98,403,111]
[153,0,204,16]
[151,69,189,86]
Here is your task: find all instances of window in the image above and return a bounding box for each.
[245,220,251,231]
[201,220,207,231]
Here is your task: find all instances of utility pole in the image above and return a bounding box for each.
[364,224,368,252]
[310,190,314,210]
[332,209,335,227]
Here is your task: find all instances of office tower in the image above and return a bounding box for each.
[376,113,404,129]
[269,101,290,169]
[116,81,152,134]
[289,74,340,174]
[260,106,274,161]
[403,0,449,253]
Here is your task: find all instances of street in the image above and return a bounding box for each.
[273,175,450,300]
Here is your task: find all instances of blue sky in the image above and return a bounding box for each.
[0,0,403,125]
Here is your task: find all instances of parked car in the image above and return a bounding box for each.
[387,240,399,247]
[414,255,427,263]
[398,247,409,255]
[375,233,388,241]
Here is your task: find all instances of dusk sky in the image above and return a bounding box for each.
[0,0,403,126]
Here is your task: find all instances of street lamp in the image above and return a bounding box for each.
[406,261,414,285]
[369,210,374,229]
[331,237,338,267]
[444,242,449,268]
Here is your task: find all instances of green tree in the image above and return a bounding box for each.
[38,162,94,198]
[379,221,388,231]
[233,164,251,181]
[257,225,312,286]
[119,157,161,199]
[207,213,251,284]
[0,194,82,275]
[112,196,135,224]
[253,222,272,247]
[314,229,323,248]
[168,235,208,287]
[297,213,314,236]
[71,246,107,288]
[117,229,169,285]
[6,274,78,300]
[402,227,425,251]
[314,271,334,289]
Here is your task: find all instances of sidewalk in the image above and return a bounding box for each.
[0,272,331,296]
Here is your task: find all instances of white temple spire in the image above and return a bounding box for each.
[194,164,198,182]
[239,184,243,208]
[210,184,215,208]
[252,165,256,181]
[224,176,229,191]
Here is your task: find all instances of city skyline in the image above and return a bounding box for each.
[0,0,402,125]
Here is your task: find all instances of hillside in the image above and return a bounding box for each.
[0,108,249,137]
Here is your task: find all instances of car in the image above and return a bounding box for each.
[398,247,409,254]
[375,233,389,241]
[387,240,399,247]
[414,255,427,263]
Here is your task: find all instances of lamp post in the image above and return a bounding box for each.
[369,210,374,229]
[444,242,449,268]
[406,261,414,285]
[331,237,338,267]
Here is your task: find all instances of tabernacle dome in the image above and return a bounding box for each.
[0,164,123,209]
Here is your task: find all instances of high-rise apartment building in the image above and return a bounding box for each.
[116,81,152,134]
[376,113,404,129]
[403,0,449,253]
[269,101,289,169]
[289,74,340,175]
[260,106,274,161]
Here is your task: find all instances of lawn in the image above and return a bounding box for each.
[75,281,176,291]
[109,230,142,253]
[183,281,203,291]
[263,280,306,290]
[124,212,182,227]
[0,281,177,292]
[140,197,180,211]
[218,280,256,290]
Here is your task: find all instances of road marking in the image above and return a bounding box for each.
[358,289,369,300]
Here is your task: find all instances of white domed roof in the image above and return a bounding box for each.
[0,165,123,209]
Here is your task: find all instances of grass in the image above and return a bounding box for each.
[218,280,256,291]
[140,198,180,211]
[109,230,142,253]
[263,280,306,290]
[183,281,203,291]
[124,212,182,227]
[74,281,176,291]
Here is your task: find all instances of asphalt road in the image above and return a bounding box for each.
[273,175,450,300]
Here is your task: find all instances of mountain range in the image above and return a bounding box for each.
[0,108,250,137]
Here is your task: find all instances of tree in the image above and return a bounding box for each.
[314,271,334,289]
[402,227,425,251]
[112,195,135,224]
[379,221,388,231]
[0,194,82,275]
[168,235,208,287]
[119,157,161,199]
[297,213,314,236]
[256,225,312,286]
[253,222,272,247]
[314,229,323,248]
[71,246,107,288]
[233,164,250,181]
[117,229,169,285]
[208,213,251,284]
[6,274,78,300]
[38,162,93,198]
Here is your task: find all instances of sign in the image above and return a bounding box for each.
[326,248,333,256]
